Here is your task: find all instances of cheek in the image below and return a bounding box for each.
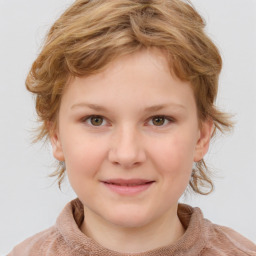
[61,135,108,183]
[149,134,195,179]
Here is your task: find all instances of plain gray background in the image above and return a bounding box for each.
[0,0,255,254]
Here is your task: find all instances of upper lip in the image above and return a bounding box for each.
[102,179,155,186]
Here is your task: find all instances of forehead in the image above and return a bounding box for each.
[61,49,196,114]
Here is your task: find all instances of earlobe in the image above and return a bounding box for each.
[50,130,65,162]
[193,119,213,162]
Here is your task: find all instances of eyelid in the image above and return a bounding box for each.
[80,115,174,127]
[146,115,175,126]
[82,115,109,127]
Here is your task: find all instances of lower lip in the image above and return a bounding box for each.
[102,182,154,196]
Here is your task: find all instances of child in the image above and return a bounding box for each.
[9,0,256,255]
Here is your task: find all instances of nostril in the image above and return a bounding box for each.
[108,142,146,168]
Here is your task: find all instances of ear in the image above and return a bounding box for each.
[193,119,213,162]
[49,127,65,162]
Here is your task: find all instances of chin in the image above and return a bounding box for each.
[110,217,150,229]
[104,208,154,229]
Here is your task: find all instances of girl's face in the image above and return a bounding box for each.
[51,49,212,229]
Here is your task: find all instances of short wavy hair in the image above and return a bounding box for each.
[26,0,233,194]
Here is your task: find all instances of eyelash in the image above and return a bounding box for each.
[82,115,175,127]
[82,115,108,127]
[147,116,174,127]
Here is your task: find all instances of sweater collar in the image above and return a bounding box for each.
[56,198,208,256]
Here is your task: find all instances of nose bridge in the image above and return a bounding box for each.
[108,124,146,167]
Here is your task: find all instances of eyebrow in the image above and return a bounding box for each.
[71,103,107,111]
[71,103,186,112]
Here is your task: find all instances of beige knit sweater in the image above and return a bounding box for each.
[9,199,256,256]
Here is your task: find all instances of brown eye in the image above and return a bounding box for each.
[89,116,104,126]
[152,116,166,126]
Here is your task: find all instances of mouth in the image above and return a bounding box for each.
[103,179,154,186]
[101,179,155,195]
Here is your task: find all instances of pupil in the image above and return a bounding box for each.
[91,116,103,126]
[153,117,165,126]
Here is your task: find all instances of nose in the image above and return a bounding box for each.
[108,125,146,169]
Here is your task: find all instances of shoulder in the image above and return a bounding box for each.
[202,219,256,255]
[177,204,256,256]
[7,199,85,256]
[8,226,60,256]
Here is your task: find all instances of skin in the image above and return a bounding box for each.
[51,48,213,253]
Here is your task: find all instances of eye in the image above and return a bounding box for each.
[148,116,172,126]
[84,115,106,126]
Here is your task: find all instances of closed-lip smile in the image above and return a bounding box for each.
[101,179,155,195]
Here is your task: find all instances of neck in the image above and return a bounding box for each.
[80,206,185,253]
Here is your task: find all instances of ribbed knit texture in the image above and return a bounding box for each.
[9,199,256,256]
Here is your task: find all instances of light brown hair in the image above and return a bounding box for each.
[26,0,233,194]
